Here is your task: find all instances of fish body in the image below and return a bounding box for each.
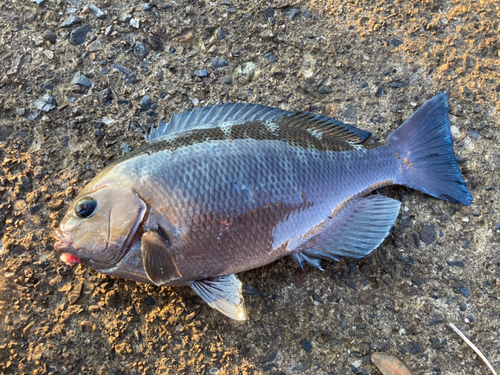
[55,93,472,320]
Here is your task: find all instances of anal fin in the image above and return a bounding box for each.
[297,195,401,267]
[142,230,182,285]
[292,252,325,271]
[189,274,247,321]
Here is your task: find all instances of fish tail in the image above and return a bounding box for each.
[387,92,472,205]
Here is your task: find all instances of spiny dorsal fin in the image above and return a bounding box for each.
[146,103,371,144]
[277,112,371,144]
[146,103,289,142]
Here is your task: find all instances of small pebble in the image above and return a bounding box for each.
[301,338,313,352]
[140,95,152,108]
[104,25,113,37]
[16,108,26,116]
[289,9,299,20]
[89,4,106,19]
[34,94,57,112]
[70,71,92,87]
[212,58,229,68]
[70,24,92,45]
[263,51,278,63]
[195,69,208,77]
[61,15,81,28]
[217,27,225,40]
[119,14,132,23]
[141,3,151,11]
[420,224,436,246]
[459,285,469,298]
[264,7,275,19]
[130,18,140,29]
[134,41,149,59]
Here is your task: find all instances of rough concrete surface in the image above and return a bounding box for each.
[0,0,499,374]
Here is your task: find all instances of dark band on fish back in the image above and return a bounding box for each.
[119,120,377,164]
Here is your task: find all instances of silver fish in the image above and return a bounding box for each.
[54,93,472,320]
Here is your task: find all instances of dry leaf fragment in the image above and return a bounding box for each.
[371,352,413,375]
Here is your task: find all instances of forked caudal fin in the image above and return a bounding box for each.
[387,92,473,205]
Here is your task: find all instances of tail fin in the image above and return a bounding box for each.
[387,92,472,205]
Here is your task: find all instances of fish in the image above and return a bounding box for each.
[54,92,472,320]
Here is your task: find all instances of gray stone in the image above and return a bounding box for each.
[70,24,91,45]
[291,363,308,371]
[263,51,278,63]
[217,27,225,40]
[112,63,136,84]
[134,41,149,59]
[34,94,57,112]
[28,110,40,120]
[195,69,208,77]
[140,95,152,108]
[141,3,151,11]
[68,0,84,7]
[97,88,111,100]
[119,14,132,23]
[16,108,26,116]
[420,224,436,246]
[460,285,469,298]
[130,18,140,29]
[289,9,299,20]
[88,36,104,52]
[317,86,332,95]
[104,25,113,36]
[301,339,313,352]
[233,62,256,84]
[71,71,92,87]
[89,4,106,19]
[343,103,357,122]
[61,15,81,28]
[212,58,229,68]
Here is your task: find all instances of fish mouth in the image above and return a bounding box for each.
[53,228,81,265]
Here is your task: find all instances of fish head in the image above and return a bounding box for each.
[54,182,147,269]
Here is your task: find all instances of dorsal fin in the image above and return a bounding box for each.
[146,103,289,142]
[146,103,371,144]
[277,112,371,144]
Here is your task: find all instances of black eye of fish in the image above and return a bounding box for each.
[76,198,97,218]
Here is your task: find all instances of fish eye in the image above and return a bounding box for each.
[75,198,97,219]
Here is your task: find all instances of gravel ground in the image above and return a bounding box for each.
[0,0,499,374]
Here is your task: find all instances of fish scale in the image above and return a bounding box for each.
[55,93,472,320]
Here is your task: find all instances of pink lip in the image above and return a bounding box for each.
[54,229,80,264]
[60,253,80,264]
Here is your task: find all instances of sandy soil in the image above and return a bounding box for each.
[0,0,499,374]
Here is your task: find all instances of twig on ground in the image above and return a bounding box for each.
[449,322,498,375]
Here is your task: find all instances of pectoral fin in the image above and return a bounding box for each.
[142,230,181,285]
[294,195,401,268]
[189,274,247,321]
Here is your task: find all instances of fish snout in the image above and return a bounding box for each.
[53,228,72,251]
[53,229,80,264]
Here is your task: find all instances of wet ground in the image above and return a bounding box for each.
[0,0,499,374]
